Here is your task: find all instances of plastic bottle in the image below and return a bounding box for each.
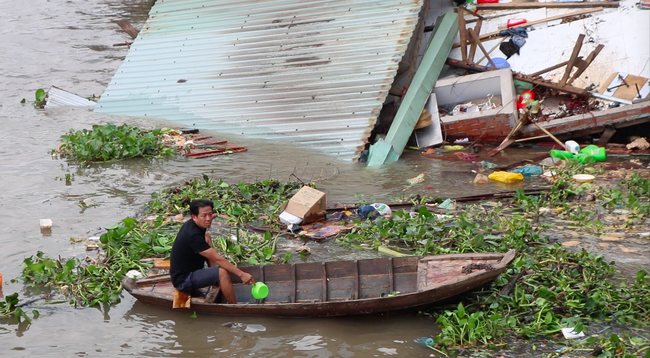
[565,140,580,154]
[550,149,573,160]
[580,145,606,162]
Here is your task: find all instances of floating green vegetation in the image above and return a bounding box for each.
[147,174,305,228]
[338,166,650,357]
[19,179,292,307]
[52,123,176,162]
[34,88,47,108]
[0,293,39,324]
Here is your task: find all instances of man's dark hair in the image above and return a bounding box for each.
[189,199,214,216]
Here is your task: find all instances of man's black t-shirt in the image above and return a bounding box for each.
[170,219,211,288]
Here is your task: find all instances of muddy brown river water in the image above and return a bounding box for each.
[0,0,569,356]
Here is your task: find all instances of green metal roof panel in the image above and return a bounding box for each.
[95,0,423,161]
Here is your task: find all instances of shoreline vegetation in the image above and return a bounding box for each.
[6,124,649,357]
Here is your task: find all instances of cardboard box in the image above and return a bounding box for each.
[280,186,326,225]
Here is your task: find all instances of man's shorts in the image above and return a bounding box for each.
[177,266,221,292]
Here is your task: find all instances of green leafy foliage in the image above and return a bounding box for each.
[337,166,650,355]
[20,197,290,307]
[53,123,176,162]
[0,293,39,323]
[34,89,47,108]
[147,175,305,228]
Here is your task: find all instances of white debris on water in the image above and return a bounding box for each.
[244,324,266,333]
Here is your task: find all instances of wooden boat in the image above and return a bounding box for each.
[122,250,516,317]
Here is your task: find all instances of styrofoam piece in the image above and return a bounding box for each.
[279,211,302,225]
[561,327,585,340]
[40,219,53,228]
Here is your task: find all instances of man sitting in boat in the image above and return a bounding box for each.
[170,199,254,303]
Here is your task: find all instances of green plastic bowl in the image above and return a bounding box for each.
[251,282,269,299]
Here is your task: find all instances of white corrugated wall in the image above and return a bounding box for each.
[95,0,423,161]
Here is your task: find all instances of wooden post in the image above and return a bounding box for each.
[457,9,468,62]
[468,18,483,63]
[468,28,496,69]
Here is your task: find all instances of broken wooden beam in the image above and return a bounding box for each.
[567,44,604,85]
[444,58,589,96]
[597,127,617,145]
[559,34,585,86]
[468,27,496,68]
[116,20,139,39]
[452,8,604,48]
[531,121,565,148]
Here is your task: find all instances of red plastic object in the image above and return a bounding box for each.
[477,0,498,3]
[517,90,535,110]
[507,18,527,27]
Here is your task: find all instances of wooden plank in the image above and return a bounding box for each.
[567,44,603,85]
[487,110,528,156]
[598,72,619,94]
[388,258,394,293]
[321,262,328,302]
[597,127,616,145]
[468,28,496,69]
[452,8,603,47]
[457,9,469,62]
[514,73,588,96]
[559,34,585,86]
[468,18,483,63]
[354,260,359,300]
[532,121,566,148]
[477,2,618,9]
[475,38,504,66]
[115,20,139,39]
[529,60,571,77]
[136,274,171,286]
[291,264,296,303]
[514,134,550,143]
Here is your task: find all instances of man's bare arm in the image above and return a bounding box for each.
[199,248,254,285]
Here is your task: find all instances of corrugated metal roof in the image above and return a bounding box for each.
[46,86,97,108]
[95,0,423,161]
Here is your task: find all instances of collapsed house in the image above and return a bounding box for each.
[94,0,650,164]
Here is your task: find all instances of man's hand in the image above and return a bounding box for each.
[239,272,254,285]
